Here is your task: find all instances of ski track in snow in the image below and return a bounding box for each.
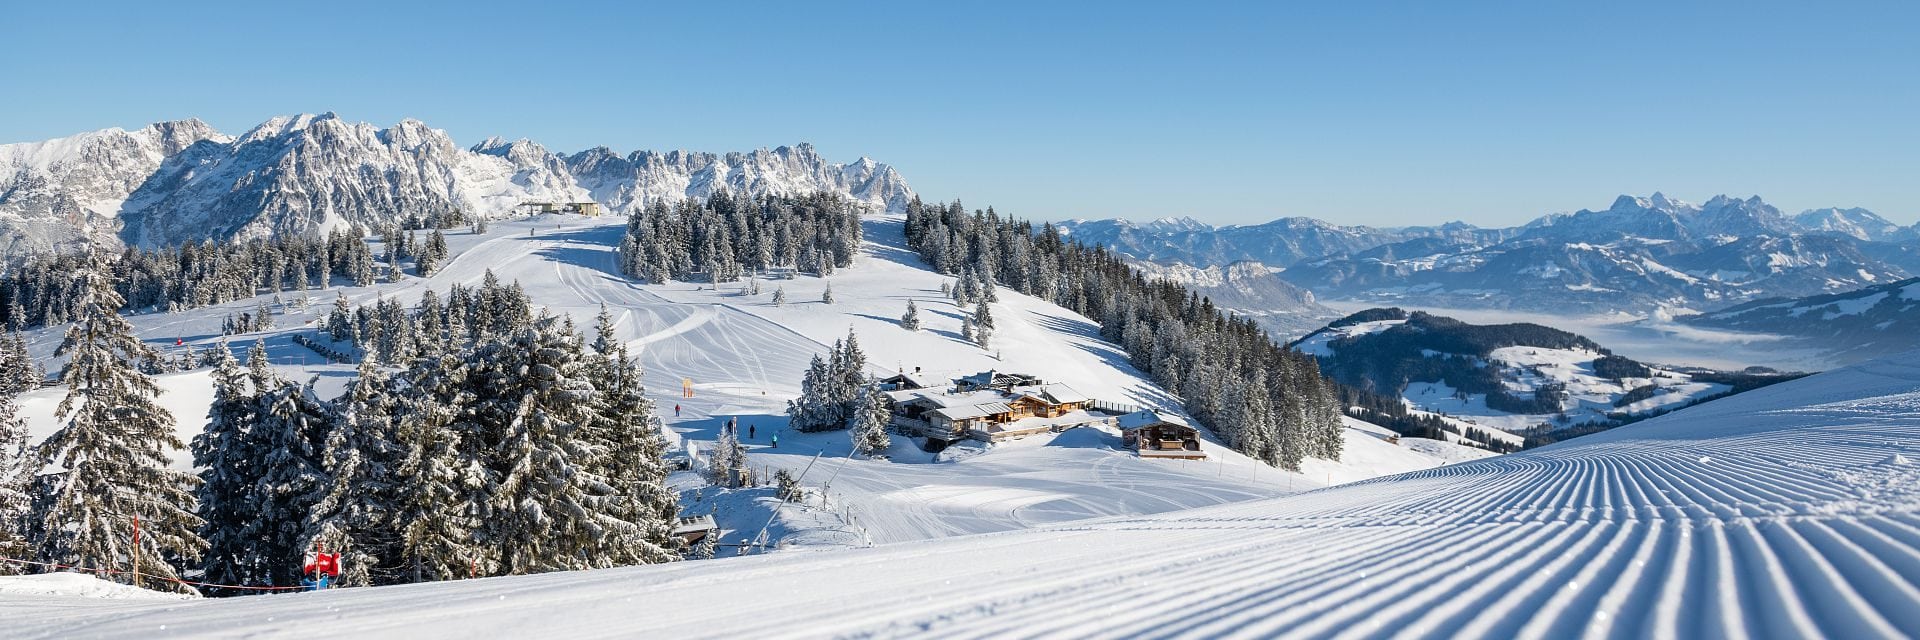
[10,351,1920,637]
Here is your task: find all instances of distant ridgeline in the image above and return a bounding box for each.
[1292,308,1804,450]
[902,199,1345,470]
[1677,276,1920,366]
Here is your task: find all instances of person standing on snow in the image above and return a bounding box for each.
[749,424,756,439]
[771,434,779,449]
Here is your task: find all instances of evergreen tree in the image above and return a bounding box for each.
[37,254,205,590]
[461,314,627,575]
[592,305,618,355]
[0,388,30,573]
[900,300,921,331]
[193,342,256,593]
[587,346,678,564]
[392,353,475,583]
[821,282,834,304]
[848,385,891,457]
[772,287,787,307]
[328,294,355,342]
[307,356,404,587]
[247,369,333,589]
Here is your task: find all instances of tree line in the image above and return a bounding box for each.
[0,223,458,331]
[902,199,1344,470]
[618,192,862,284]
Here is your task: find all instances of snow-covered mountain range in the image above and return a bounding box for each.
[1063,194,1920,314]
[1055,215,1514,267]
[0,113,913,255]
[1131,259,1338,339]
[1679,276,1920,364]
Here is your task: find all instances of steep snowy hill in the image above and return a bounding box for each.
[12,209,1472,555]
[1679,277,1920,365]
[0,114,913,255]
[11,348,1920,637]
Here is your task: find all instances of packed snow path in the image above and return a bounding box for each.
[12,352,1920,638]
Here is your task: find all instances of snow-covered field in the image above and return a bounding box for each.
[9,348,1920,637]
[13,211,1473,553]
[1400,346,1728,434]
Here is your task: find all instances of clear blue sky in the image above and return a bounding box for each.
[2,1,1915,227]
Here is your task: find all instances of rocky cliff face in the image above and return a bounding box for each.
[0,114,914,255]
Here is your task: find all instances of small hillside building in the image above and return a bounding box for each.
[886,374,1110,443]
[1118,410,1205,459]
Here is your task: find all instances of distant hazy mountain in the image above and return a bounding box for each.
[1290,307,1800,447]
[1131,259,1338,340]
[0,113,913,256]
[1062,193,1917,315]
[1678,277,1920,365]
[1054,216,1513,268]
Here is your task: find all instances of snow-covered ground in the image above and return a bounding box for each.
[13,211,1474,552]
[1400,346,1729,434]
[10,349,1920,637]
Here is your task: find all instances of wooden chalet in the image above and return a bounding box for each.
[885,374,1105,443]
[1117,410,1205,459]
[673,514,719,545]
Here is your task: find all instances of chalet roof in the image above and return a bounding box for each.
[672,515,718,535]
[1021,380,1098,401]
[881,370,954,389]
[1116,410,1196,432]
[890,389,1010,409]
[932,403,1012,421]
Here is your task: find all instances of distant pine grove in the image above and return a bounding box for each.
[618,192,862,283]
[902,199,1345,470]
[0,217,465,331]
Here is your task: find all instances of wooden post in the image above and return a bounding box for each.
[130,514,142,589]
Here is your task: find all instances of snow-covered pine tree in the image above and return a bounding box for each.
[0,387,31,574]
[822,282,834,304]
[848,385,892,457]
[587,346,678,565]
[328,293,355,343]
[462,314,625,575]
[973,301,995,332]
[772,286,787,307]
[247,371,334,589]
[193,342,258,594]
[900,300,921,331]
[961,316,976,343]
[592,304,618,355]
[37,253,205,590]
[787,354,837,432]
[392,352,477,583]
[255,299,275,330]
[307,356,405,587]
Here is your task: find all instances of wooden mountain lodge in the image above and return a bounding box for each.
[884,370,1116,443]
[1117,410,1206,460]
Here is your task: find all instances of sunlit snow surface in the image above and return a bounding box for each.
[9,350,1920,637]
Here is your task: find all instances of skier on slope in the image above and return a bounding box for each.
[749,424,756,439]
[675,404,681,417]
[771,434,778,449]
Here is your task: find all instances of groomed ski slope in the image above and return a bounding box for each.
[10,350,1920,638]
